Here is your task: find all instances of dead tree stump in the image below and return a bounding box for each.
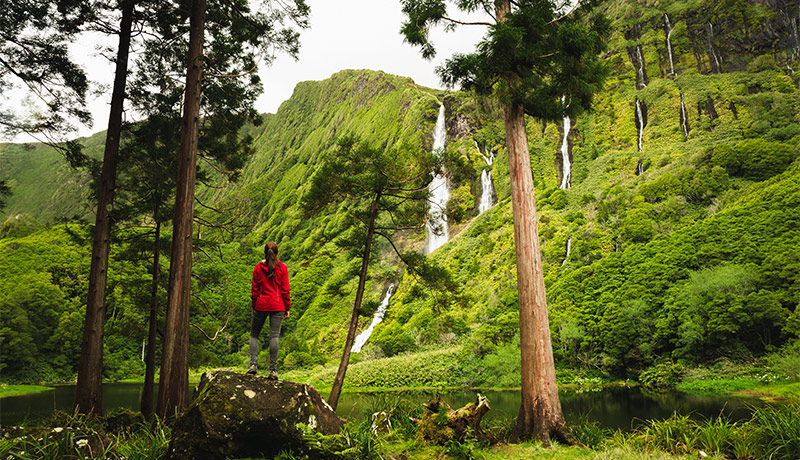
[414,393,490,444]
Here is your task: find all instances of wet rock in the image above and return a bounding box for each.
[168,370,344,460]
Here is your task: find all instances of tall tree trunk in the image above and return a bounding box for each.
[328,192,381,410]
[157,0,205,420]
[503,100,567,444]
[141,217,161,420]
[74,0,134,416]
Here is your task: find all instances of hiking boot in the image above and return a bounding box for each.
[246,365,257,375]
[267,370,278,380]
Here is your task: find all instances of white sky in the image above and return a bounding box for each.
[2,0,490,142]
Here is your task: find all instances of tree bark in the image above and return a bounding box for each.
[141,218,161,420]
[328,192,381,410]
[157,0,205,420]
[502,101,566,444]
[74,0,134,416]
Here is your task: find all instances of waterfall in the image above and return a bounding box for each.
[561,238,572,266]
[707,23,722,72]
[664,14,676,76]
[424,105,449,254]
[635,98,645,152]
[636,46,648,88]
[637,159,644,176]
[475,141,495,213]
[351,285,396,353]
[680,91,689,141]
[559,107,572,190]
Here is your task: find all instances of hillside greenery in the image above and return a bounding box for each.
[1,0,799,399]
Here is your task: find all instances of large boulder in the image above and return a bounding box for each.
[168,370,345,460]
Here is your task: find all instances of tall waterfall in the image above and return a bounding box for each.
[635,98,645,152]
[680,91,690,141]
[664,14,676,76]
[637,159,644,176]
[636,46,648,89]
[559,109,572,190]
[561,237,572,266]
[424,105,450,254]
[475,141,495,213]
[351,285,396,353]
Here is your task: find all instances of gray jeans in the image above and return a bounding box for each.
[249,310,283,371]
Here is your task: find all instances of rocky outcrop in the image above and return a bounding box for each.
[168,370,344,460]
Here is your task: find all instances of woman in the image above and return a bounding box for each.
[248,241,291,379]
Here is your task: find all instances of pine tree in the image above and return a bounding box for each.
[401,0,609,443]
[156,0,309,418]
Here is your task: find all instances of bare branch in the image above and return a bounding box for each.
[548,1,580,25]
[443,16,492,26]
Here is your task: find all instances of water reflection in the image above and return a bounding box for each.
[1,384,761,429]
[335,386,761,431]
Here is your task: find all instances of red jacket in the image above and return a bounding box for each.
[251,260,291,312]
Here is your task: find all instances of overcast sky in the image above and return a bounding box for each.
[2,0,489,142]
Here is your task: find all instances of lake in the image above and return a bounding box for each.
[0,383,760,428]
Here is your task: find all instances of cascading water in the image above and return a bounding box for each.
[636,46,648,88]
[664,14,676,76]
[561,238,572,266]
[351,285,396,353]
[559,110,572,190]
[637,159,644,176]
[424,105,450,254]
[707,23,722,73]
[635,98,645,152]
[680,91,690,141]
[475,141,495,213]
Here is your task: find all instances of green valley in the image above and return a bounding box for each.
[1,0,799,457]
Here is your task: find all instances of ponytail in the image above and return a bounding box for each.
[264,242,279,271]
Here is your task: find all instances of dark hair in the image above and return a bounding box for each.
[264,242,279,270]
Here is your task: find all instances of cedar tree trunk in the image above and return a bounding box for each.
[157,0,205,419]
[141,217,161,420]
[502,101,567,443]
[74,0,134,416]
[328,192,381,410]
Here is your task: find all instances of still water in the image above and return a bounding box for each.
[0,383,760,428]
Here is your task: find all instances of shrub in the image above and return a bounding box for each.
[638,362,685,389]
[768,340,800,380]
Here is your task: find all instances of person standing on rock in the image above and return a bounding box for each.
[248,241,291,379]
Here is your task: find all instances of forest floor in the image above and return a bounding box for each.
[383,441,727,460]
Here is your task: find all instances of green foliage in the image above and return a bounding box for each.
[638,362,685,389]
[569,418,607,449]
[703,139,797,181]
[2,0,800,388]
[446,184,474,224]
[768,340,800,381]
[751,403,800,460]
[0,410,169,460]
[289,348,462,388]
[613,404,800,460]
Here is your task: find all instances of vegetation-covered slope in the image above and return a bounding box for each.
[1,0,798,386]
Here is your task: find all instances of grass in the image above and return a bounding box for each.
[734,381,800,402]
[382,441,727,460]
[0,384,53,397]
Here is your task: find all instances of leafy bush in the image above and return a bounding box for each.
[706,139,797,180]
[768,340,800,380]
[638,362,685,389]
